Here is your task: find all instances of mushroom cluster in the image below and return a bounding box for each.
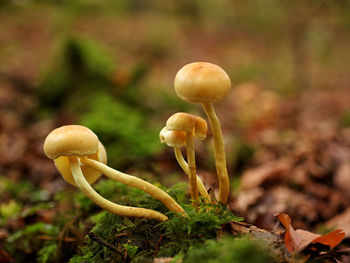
[44,125,184,222]
[173,62,231,205]
[43,61,231,221]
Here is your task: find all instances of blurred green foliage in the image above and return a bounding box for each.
[341,109,350,127]
[0,177,50,203]
[6,222,59,263]
[0,200,22,225]
[79,92,161,167]
[183,236,275,263]
[37,37,163,167]
[37,37,115,112]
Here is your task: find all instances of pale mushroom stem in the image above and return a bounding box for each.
[80,157,185,214]
[185,132,199,203]
[202,102,230,204]
[174,147,211,203]
[69,157,168,221]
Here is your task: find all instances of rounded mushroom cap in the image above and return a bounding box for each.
[166,112,197,133]
[44,125,99,160]
[159,127,186,148]
[174,62,231,103]
[54,141,107,186]
[166,112,207,140]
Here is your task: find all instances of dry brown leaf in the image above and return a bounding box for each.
[277,213,305,253]
[295,229,321,251]
[276,213,345,254]
[311,229,345,249]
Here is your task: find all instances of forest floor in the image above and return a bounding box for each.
[1,2,350,262]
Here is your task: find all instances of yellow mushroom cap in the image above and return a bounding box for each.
[166,112,207,140]
[174,62,231,103]
[54,141,107,186]
[43,125,105,186]
[44,125,99,160]
[159,127,186,148]
[166,112,197,133]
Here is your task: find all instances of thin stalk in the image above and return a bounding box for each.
[174,147,211,203]
[202,102,230,204]
[80,157,185,214]
[69,157,168,221]
[185,132,199,203]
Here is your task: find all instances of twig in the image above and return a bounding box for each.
[154,234,164,257]
[88,232,123,255]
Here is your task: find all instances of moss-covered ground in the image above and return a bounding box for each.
[2,177,278,262]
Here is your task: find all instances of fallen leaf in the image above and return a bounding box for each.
[295,229,321,252]
[311,229,345,249]
[276,213,345,254]
[276,213,305,253]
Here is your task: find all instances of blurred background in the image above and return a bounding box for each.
[1,0,350,262]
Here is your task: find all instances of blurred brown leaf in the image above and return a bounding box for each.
[326,208,350,238]
[240,158,292,190]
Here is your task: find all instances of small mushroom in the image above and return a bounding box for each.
[165,112,207,203]
[44,125,184,221]
[159,127,211,203]
[174,62,231,204]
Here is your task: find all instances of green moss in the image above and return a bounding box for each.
[67,182,243,262]
[183,236,275,263]
[4,177,243,262]
[158,203,242,257]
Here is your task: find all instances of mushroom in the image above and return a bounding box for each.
[165,112,207,203]
[159,127,211,203]
[174,62,231,204]
[44,125,185,221]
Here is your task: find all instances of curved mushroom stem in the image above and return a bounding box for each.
[185,132,199,203]
[79,157,185,215]
[202,102,230,205]
[69,157,168,222]
[174,147,211,203]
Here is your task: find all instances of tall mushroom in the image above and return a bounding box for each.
[44,125,184,221]
[165,112,207,203]
[159,127,211,203]
[174,62,231,204]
